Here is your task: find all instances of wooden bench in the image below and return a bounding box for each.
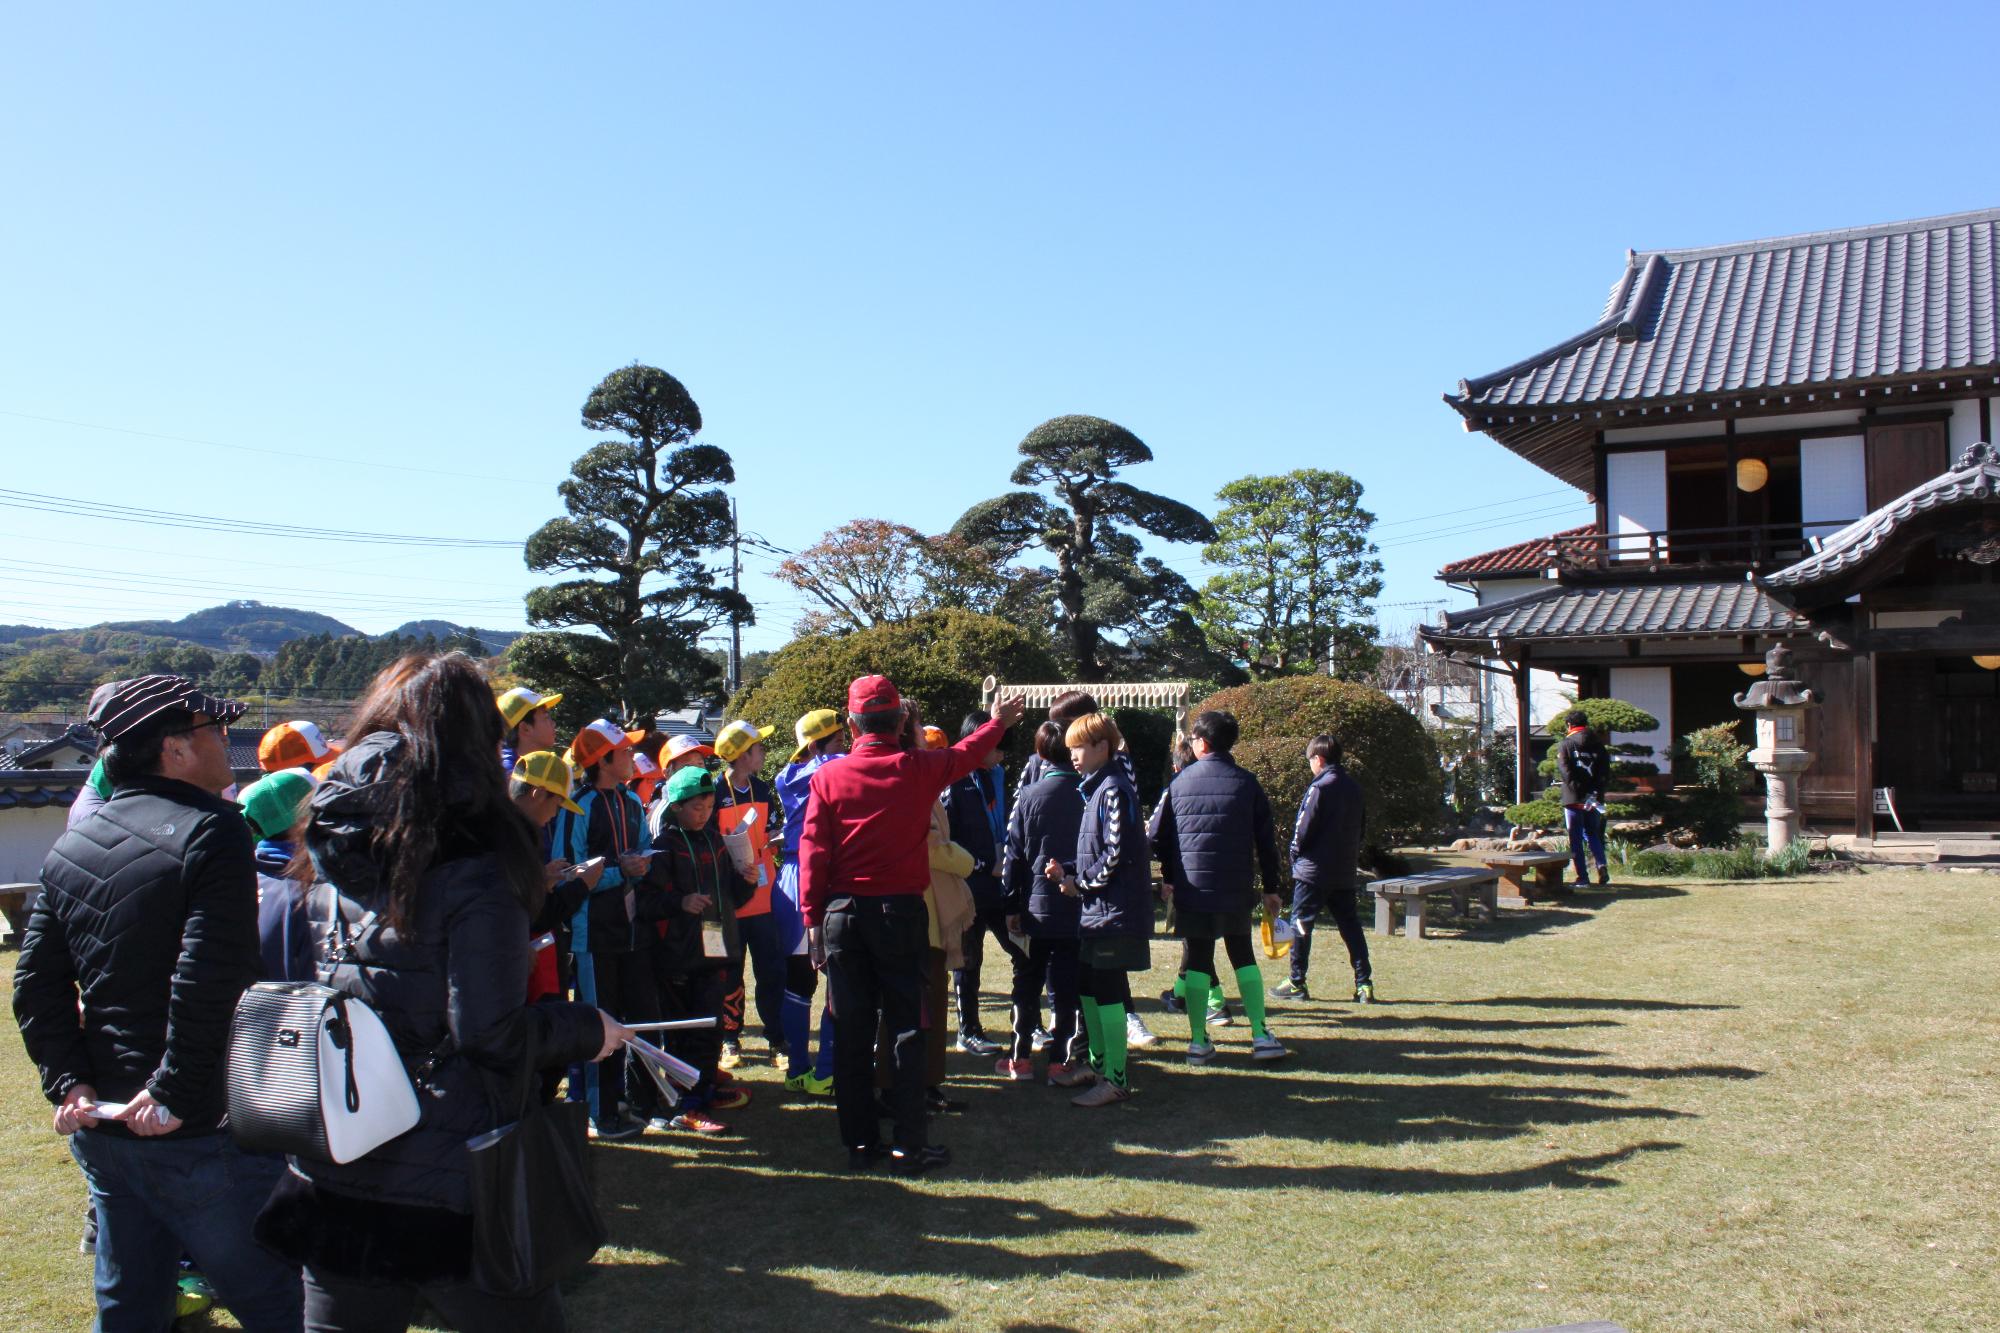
[1369,868,1499,940]
[1481,851,1572,908]
[0,883,37,947]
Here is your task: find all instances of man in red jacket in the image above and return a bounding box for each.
[801,675,1024,1173]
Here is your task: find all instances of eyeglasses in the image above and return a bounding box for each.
[167,716,230,738]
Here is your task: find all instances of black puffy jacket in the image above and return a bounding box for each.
[1152,753,1284,914]
[1290,763,1363,893]
[13,776,260,1138]
[295,733,603,1213]
[1076,766,1151,940]
[1000,769,1084,938]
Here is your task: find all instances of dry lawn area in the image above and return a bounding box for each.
[4,867,1997,1331]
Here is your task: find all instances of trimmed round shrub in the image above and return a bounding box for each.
[1194,676,1442,850]
[726,610,1058,771]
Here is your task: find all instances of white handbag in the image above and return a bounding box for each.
[226,893,421,1163]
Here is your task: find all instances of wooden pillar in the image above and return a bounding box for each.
[1852,652,1875,840]
[1513,653,1534,804]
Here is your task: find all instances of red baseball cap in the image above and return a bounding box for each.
[847,674,902,716]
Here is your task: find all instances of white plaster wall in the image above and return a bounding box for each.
[0,806,69,886]
[1475,577,1548,607]
[1800,434,1867,537]
[1605,451,1667,561]
[1606,666,1673,771]
[1951,397,1984,452]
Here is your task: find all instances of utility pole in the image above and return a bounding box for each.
[727,498,742,697]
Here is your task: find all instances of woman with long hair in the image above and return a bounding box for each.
[255,652,628,1332]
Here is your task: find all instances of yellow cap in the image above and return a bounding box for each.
[511,750,584,815]
[715,719,776,763]
[790,708,843,764]
[497,686,563,730]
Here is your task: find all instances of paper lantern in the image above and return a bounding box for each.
[1738,661,1767,676]
[1974,655,2000,671]
[1736,457,1770,492]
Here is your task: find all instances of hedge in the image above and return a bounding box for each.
[725,610,1059,772]
[1194,675,1441,850]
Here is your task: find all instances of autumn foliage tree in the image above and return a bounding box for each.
[950,415,1214,683]
[507,365,750,728]
[773,519,1006,635]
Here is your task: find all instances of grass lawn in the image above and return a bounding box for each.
[5,866,1998,1331]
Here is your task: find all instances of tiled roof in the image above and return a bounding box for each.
[1422,580,1806,647]
[0,784,80,810]
[1764,441,2000,589]
[1438,526,1595,580]
[1,725,98,769]
[1455,207,2000,413]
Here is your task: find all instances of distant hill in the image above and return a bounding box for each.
[387,621,523,653]
[99,601,364,654]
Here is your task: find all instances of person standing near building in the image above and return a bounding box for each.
[799,676,1023,1175]
[13,674,304,1332]
[496,686,562,772]
[1152,710,1289,1065]
[1556,709,1612,889]
[1271,734,1373,1004]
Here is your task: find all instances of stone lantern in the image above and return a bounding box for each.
[1733,643,1819,853]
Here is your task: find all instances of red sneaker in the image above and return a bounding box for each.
[711,1086,752,1111]
[667,1111,726,1135]
[993,1058,1034,1082]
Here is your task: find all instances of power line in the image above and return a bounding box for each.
[0,488,524,549]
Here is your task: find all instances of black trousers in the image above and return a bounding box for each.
[304,1265,564,1332]
[654,961,727,1107]
[954,903,1024,1035]
[1291,877,1370,985]
[825,894,930,1154]
[1010,937,1083,1063]
[579,946,659,1124]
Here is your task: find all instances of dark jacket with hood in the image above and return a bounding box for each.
[287,732,604,1217]
[942,765,1007,909]
[13,775,259,1139]
[1555,729,1610,808]
[1289,763,1363,893]
[1000,766,1084,938]
[1152,752,1284,915]
[1076,764,1152,940]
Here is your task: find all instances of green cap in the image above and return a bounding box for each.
[238,769,315,842]
[665,765,716,806]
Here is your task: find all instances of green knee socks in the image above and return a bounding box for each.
[1079,995,1105,1071]
[1100,1002,1128,1087]
[1234,963,1270,1038]
[1184,969,1211,1044]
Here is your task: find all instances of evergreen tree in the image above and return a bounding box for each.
[508,364,749,726]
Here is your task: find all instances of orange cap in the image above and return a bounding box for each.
[258,720,341,773]
[569,719,644,770]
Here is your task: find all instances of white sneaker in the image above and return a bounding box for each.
[1186,1041,1217,1066]
[1207,1000,1232,1028]
[1251,1035,1289,1062]
[1125,1012,1159,1048]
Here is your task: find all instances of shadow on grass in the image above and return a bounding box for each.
[1441,995,1739,1011]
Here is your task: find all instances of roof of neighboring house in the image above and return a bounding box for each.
[0,725,98,771]
[1438,526,1595,581]
[1764,441,2000,591]
[0,768,87,809]
[1446,206,2000,487]
[1422,579,1807,648]
[653,705,722,743]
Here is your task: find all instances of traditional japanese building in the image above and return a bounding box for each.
[1422,206,2000,840]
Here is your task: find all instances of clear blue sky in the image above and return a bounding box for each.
[4,3,1996,655]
